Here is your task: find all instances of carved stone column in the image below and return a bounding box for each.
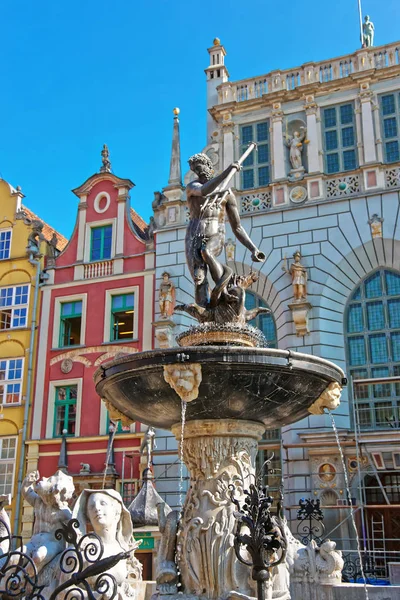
[359,83,377,164]
[171,419,265,600]
[222,117,234,171]
[271,103,286,181]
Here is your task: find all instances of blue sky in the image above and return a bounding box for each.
[0,0,398,237]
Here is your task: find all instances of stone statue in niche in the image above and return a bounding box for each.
[140,426,156,469]
[70,489,142,598]
[282,251,308,301]
[363,15,374,47]
[159,272,176,319]
[20,470,74,577]
[284,124,309,183]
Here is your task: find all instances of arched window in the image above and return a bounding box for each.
[245,292,277,348]
[345,269,400,429]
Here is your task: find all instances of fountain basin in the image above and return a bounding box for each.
[94,346,346,430]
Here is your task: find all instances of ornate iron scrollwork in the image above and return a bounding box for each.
[296,498,325,545]
[0,514,132,600]
[0,514,45,600]
[229,469,287,600]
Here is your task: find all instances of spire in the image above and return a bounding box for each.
[100,144,112,173]
[57,430,68,473]
[167,108,182,187]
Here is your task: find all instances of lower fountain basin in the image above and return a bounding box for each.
[94,346,346,430]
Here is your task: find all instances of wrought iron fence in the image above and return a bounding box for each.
[0,514,130,600]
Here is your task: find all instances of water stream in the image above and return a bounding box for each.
[102,425,118,488]
[328,410,369,600]
[179,400,187,509]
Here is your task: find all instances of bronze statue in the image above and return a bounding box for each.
[184,146,265,310]
[140,426,156,470]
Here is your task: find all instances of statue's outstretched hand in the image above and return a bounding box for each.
[251,249,266,263]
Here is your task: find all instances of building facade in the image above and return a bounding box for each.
[25,154,155,545]
[150,38,400,575]
[0,178,67,534]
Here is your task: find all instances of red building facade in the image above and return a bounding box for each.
[24,158,154,538]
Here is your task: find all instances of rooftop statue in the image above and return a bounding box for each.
[363,15,374,47]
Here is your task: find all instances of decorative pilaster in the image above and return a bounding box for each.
[304,95,321,174]
[359,82,377,163]
[171,419,265,600]
[222,116,234,171]
[271,103,286,181]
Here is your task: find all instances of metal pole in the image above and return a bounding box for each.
[358,0,364,47]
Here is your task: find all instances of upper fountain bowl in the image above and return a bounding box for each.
[94,346,346,430]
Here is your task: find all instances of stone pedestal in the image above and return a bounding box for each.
[171,419,265,600]
[153,319,176,349]
[288,167,305,183]
[288,301,312,336]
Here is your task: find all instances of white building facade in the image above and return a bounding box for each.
[151,38,400,576]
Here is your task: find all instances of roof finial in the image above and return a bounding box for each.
[167,108,182,187]
[100,144,112,173]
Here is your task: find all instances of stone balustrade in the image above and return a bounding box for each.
[83,259,114,279]
[218,41,400,104]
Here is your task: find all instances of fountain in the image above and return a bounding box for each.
[94,147,349,600]
[4,147,395,599]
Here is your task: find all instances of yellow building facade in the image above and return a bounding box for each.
[0,178,66,535]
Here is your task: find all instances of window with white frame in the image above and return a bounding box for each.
[0,358,23,405]
[54,384,77,437]
[0,285,29,330]
[322,102,357,174]
[103,287,138,343]
[0,437,17,495]
[240,121,270,190]
[346,269,400,430]
[379,92,400,163]
[90,225,113,261]
[0,230,12,260]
